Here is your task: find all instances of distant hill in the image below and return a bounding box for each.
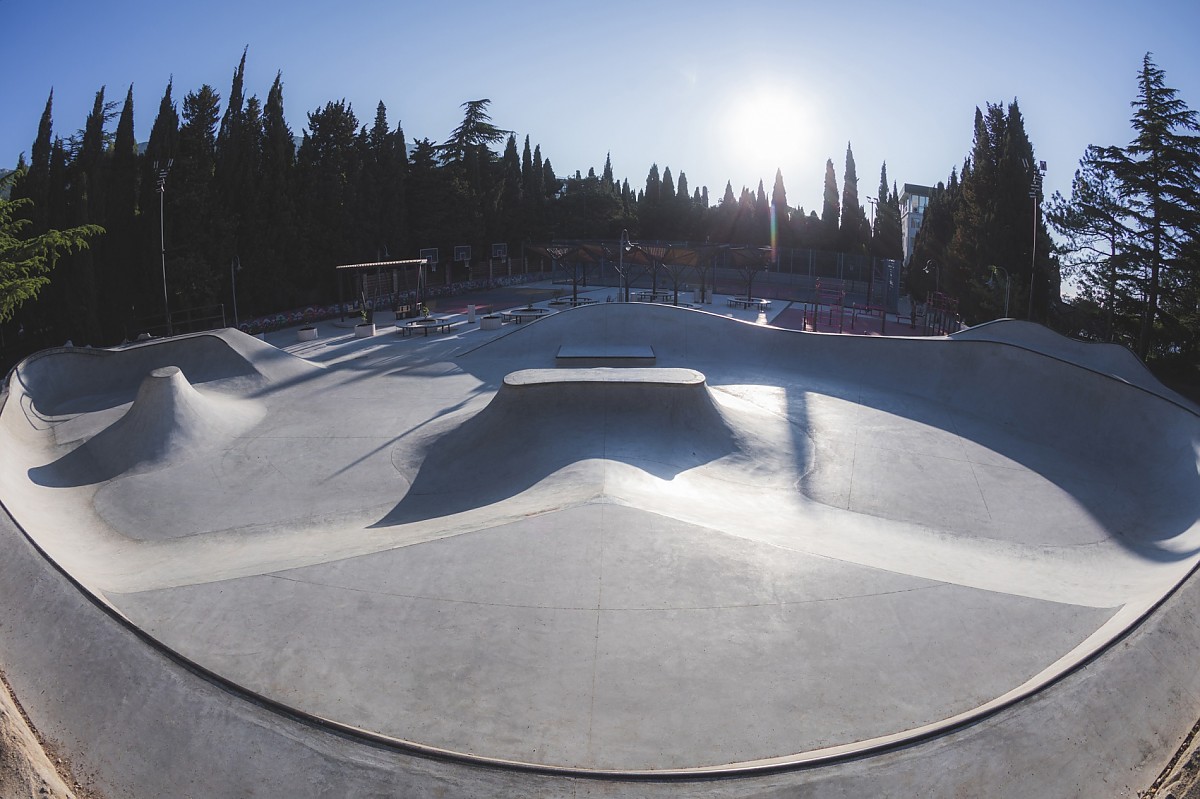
[0,167,13,199]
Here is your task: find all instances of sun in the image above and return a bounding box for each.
[721,83,815,187]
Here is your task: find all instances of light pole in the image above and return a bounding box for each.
[1027,160,1046,320]
[619,229,632,302]
[989,265,1011,318]
[230,255,241,328]
[154,159,174,336]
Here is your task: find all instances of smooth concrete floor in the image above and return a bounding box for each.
[1,293,1198,790]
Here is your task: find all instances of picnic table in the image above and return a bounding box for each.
[632,290,673,303]
[502,307,555,324]
[727,297,771,311]
[400,316,459,336]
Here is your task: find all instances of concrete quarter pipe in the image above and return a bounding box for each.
[1,302,1198,797]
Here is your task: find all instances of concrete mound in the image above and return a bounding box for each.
[83,365,263,478]
[381,367,774,523]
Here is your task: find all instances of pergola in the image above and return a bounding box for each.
[333,259,429,320]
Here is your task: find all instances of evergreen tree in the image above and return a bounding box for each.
[839,143,869,254]
[58,87,113,342]
[754,180,770,246]
[675,171,693,239]
[820,159,839,249]
[215,50,265,319]
[244,71,300,312]
[1097,53,1200,359]
[296,99,359,298]
[771,169,789,251]
[170,84,223,313]
[871,163,903,259]
[10,91,55,233]
[640,163,662,238]
[1047,146,1137,343]
[661,166,677,237]
[100,85,140,340]
[0,170,103,323]
[498,133,522,245]
[943,101,1053,322]
[909,176,958,300]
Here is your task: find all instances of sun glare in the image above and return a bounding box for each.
[722,84,815,187]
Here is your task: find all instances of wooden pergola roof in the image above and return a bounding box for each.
[333,259,428,271]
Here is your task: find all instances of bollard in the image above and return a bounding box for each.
[468,304,477,323]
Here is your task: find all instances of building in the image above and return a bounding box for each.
[899,183,933,267]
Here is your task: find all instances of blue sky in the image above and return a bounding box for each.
[3,0,1198,216]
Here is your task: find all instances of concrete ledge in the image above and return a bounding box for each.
[504,366,699,388]
[555,344,656,367]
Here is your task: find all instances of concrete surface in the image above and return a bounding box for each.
[0,288,1198,796]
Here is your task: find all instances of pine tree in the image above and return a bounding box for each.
[1,170,103,323]
[1097,53,1200,359]
[1047,146,1137,343]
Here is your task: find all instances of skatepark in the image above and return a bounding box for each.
[1,291,1199,797]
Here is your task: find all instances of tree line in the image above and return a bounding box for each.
[2,50,904,350]
[6,50,1192,372]
[912,53,1199,368]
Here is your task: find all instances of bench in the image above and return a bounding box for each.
[399,318,461,337]
[727,297,771,310]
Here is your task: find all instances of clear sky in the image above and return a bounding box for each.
[3,0,1198,218]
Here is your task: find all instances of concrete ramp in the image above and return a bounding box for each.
[381,367,787,524]
[32,366,265,485]
[1,300,1200,794]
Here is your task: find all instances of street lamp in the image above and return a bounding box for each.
[230,255,241,328]
[619,229,633,302]
[153,159,174,336]
[1026,159,1046,320]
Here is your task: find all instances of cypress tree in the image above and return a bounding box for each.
[60,87,111,343]
[244,71,299,312]
[11,90,55,232]
[101,85,139,340]
[871,163,903,260]
[820,159,840,249]
[499,133,522,245]
[839,142,869,255]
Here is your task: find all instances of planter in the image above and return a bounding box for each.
[354,322,375,338]
[480,315,503,331]
[297,326,318,342]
